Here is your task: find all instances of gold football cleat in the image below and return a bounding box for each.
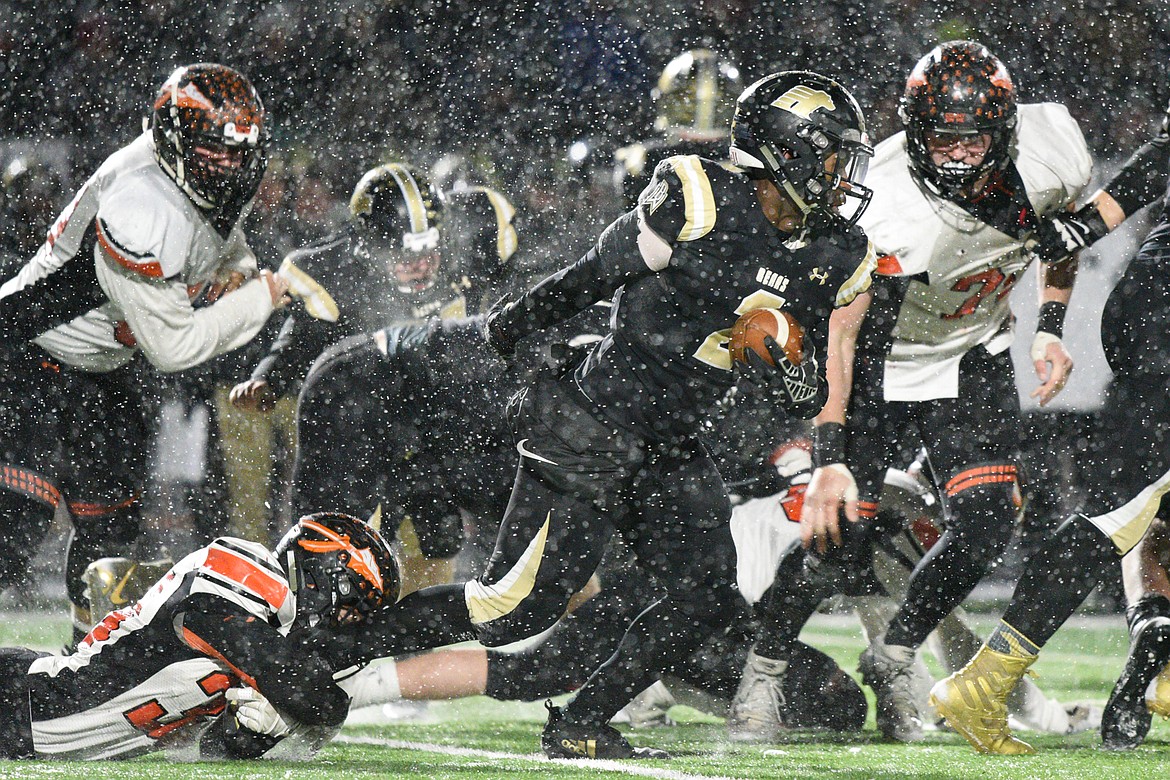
[929,645,1037,755]
[1146,662,1170,718]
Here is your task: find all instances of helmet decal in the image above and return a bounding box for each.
[770,86,836,121]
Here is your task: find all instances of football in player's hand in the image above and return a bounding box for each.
[728,308,804,366]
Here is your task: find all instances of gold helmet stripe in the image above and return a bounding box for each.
[382,163,431,235]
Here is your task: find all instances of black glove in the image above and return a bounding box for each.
[736,335,826,420]
[1028,212,1103,264]
[482,296,521,358]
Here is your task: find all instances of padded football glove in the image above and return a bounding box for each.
[1028,213,1104,264]
[736,335,826,420]
[227,687,291,738]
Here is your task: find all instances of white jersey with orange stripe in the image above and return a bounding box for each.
[24,537,296,760]
[0,131,274,373]
[858,103,1092,402]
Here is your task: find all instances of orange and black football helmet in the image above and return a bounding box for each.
[274,512,400,629]
[899,40,1017,197]
[150,63,269,214]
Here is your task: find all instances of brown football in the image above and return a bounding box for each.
[728,308,804,366]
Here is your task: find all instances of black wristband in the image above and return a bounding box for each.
[813,422,846,467]
[1072,202,1110,244]
[1037,300,1067,339]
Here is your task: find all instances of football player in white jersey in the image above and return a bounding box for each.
[0,512,397,761]
[0,63,289,641]
[794,41,1111,742]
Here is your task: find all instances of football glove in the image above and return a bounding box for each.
[226,687,290,738]
[736,335,825,420]
[1028,213,1102,264]
[483,296,521,358]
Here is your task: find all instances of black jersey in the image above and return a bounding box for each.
[586,156,874,437]
[252,186,518,397]
[1101,204,1170,384]
[493,155,876,439]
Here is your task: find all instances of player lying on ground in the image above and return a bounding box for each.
[0,512,397,761]
[930,96,1170,754]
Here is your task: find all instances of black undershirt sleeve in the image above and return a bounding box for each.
[489,209,658,345]
[1101,136,1170,218]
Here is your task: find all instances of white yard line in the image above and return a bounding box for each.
[335,734,745,780]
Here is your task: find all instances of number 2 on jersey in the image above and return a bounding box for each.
[693,289,788,371]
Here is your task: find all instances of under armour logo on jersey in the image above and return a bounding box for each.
[756,267,790,292]
[771,85,836,120]
[808,267,830,285]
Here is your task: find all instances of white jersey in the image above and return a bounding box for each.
[0,132,274,372]
[858,103,1092,401]
[26,538,295,760]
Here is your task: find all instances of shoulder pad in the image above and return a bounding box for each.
[96,177,192,279]
[640,155,718,243]
[834,235,877,307]
[279,256,340,322]
[461,186,518,263]
[194,537,292,617]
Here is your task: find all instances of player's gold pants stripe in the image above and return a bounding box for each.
[1087,466,1170,555]
[465,512,551,624]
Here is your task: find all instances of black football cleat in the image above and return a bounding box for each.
[541,701,671,760]
[1101,618,1170,750]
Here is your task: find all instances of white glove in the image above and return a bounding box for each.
[226,687,290,738]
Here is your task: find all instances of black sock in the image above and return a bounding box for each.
[1000,514,1116,647]
[1126,593,1170,637]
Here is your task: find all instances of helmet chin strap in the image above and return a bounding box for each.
[780,178,814,217]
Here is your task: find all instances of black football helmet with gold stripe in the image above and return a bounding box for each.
[730,71,873,231]
[350,162,446,293]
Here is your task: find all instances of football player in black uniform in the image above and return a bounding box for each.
[612,48,742,208]
[0,512,398,761]
[930,100,1170,754]
[308,71,878,759]
[230,162,520,587]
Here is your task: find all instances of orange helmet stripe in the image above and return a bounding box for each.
[298,518,384,592]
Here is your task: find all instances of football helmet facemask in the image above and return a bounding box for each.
[730,71,873,232]
[350,162,445,293]
[274,512,400,629]
[900,40,1017,198]
[653,49,742,142]
[150,63,269,214]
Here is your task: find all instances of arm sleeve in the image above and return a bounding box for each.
[249,310,338,397]
[487,208,660,343]
[176,593,349,728]
[1100,136,1170,217]
[96,249,274,372]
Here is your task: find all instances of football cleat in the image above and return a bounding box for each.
[929,644,1036,755]
[1102,617,1170,749]
[727,649,789,742]
[1147,662,1170,719]
[859,638,924,743]
[542,701,670,760]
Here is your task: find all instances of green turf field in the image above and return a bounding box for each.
[2,611,1169,779]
